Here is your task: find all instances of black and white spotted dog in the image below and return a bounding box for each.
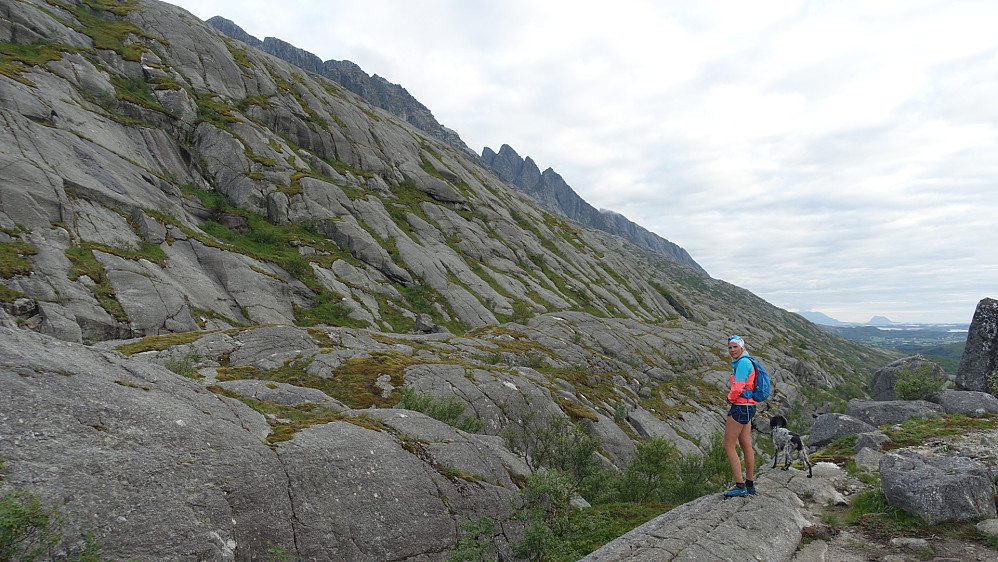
[770,415,812,478]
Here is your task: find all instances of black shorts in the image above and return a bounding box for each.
[728,404,756,425]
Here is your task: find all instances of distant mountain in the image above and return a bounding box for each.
[798,312,902,326]
[797,311,843,326]
[481,145,707,274]
[206,17,472,153]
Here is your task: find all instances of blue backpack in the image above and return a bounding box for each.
[740,356,771,402]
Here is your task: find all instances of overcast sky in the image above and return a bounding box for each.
[169,0,998,324]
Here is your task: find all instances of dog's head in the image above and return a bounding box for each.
[770,415,788,431]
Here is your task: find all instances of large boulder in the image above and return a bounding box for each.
[930,390,998,415]
[808,413,877,449]
[880,450,997,524]
[956,298,998,393]
[855,448,885,472]
[869,355,946,401]
[854,432,892,452]
[844,399,944,427]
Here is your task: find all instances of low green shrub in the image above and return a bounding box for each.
[893,362,946,400]
[395,387,483,433]
[504,422,729,560]
[163,349,200,378]
[884,414,998,448]
[614,434,728,505]
[0,240,35,278]
[0,485,102,561]
[449,516,495,562]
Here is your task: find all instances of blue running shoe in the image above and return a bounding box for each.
[723,485,748,498]
[745,483,756,495]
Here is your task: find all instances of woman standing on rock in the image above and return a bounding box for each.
[723,335,756,497]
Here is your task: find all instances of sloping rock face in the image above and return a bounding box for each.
[1,0,728,345]
[956,297,998,393]
[110,316,774,466]
[578,466,847,562]
[0,326,523,561]
[204,17,705,275]
[580,490,806,561]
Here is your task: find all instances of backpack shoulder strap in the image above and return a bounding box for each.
[742,356,757,386]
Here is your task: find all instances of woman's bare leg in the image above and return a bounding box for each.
[723,415,744,483]
[738,421,754,481]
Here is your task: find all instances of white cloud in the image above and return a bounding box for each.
[171,0,998,323]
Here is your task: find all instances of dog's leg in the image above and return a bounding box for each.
[788,435,813,477]
[801,442,813,478]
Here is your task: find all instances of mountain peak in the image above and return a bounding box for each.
[481,145,707,274]
[207,16,472,153]
[797,310,842,325]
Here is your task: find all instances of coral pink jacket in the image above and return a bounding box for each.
[727,355,757,404]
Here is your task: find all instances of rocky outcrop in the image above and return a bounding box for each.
[808,413,878,449]
[930,389,998,414]
[3,0,736,345]
[854,432,892,452]
[845,399,944,427]
[110,315,750,464]
[956,297,998,393]
[869,355,947,401]
[202,22,716,276]
[481,144,707,274]
[880,451,997,524]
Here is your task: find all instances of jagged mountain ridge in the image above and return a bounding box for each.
[0,1,900,559]
[206,16,471,154]
[482,144,707,274]
[206,17,706,274]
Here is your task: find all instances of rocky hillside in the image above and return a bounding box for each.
[0,0,901,559]
[204,18,704,274]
